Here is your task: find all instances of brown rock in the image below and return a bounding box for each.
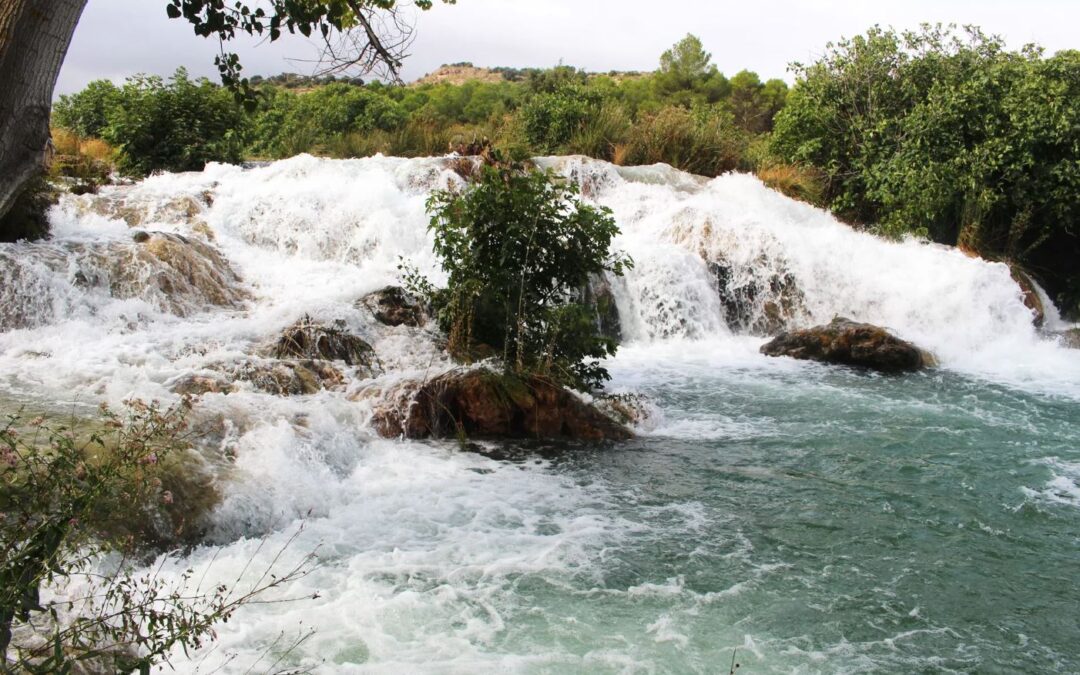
[371,370,633,441]
[760,317,935,373]
[1057,328,1080,349]
[170,374,233,396]
[269,316,379,374]
[359,286,426,328]
[1010,265,1045,328]
[232,359,345,396]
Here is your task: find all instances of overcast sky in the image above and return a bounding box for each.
[56,0,1080,96]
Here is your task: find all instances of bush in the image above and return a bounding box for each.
[415,161,632,390]
[520,87,603,153]
[52,80,121,138]
[103,69,248,175]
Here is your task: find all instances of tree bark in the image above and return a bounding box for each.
[0,0,87,235]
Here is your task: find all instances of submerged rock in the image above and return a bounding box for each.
[0,232,248,331]
[369,370,633,441]
[232,359,345,396]
[269,316,379,373]
[1056,328,1080,349]
[594,392,658,431]
[583,274,622,343]
[170,359,347,397]
[131,232,249,313]
[760,317,935,372]
[709,258,806,336]
[359,286,426,327]
[1010,265,1045,328]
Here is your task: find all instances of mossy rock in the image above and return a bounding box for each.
[760,317,935,373]
[371,369,633,441]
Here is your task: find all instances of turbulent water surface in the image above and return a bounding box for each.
[1,155,1078,673]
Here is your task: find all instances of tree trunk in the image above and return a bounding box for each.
[0,0,87,235]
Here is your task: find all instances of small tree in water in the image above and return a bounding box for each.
[418,160,632,391]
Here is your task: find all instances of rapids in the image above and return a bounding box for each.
[1,154,1078,673]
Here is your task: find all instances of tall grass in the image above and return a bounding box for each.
[616,106,748,177]
[49,127,116,187]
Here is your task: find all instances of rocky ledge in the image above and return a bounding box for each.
[760,317,936,373]
[367,369,633,441]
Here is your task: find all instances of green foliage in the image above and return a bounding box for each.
[251,82,405,157]
[101,69,248,175]
[520,87,604,153]
[654,34,731,106]
[771,24,1080,307]
[0,400,313,672]
[55,36,788,177]
[418,162,632,390]
[52,80,121,138]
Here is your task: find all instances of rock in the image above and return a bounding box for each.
[760,317,935,373]
[594,392,658,431]
[128,232,248,313]
[370,369,633,441]
[1056,328,1080,349]
[709,258,806,336]
[359,286,426,327]
[232,359,345,396]
[583,274,621,343]
[170,359,346,397]
[0,232,248,331]
[1010,265,1045,328]
[170,374,233,396]
[269,316,379,374]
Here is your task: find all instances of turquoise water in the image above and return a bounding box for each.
[429,347,1080,673]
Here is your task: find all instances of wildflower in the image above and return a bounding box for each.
[162,491,174,505]
[142,452,158,465]
[29,416,45,427]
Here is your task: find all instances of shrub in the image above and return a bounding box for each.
[520,87,603,153]
[50,128,116,187]
[103,69,248,175]
[415,161,632,390]
[52,80,122,138]
[754,163,826,206]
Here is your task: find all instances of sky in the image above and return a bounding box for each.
[56,0,1080,96]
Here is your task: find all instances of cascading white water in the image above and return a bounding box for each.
[2,154,1078,672]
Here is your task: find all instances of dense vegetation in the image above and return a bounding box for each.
[771,25,1080,315]
[410,158,631,391]
[50,27,1080,314]
[52,35,788,177]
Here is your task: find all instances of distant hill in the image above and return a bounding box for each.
[411,63,648,87]
[413,63,506,86]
